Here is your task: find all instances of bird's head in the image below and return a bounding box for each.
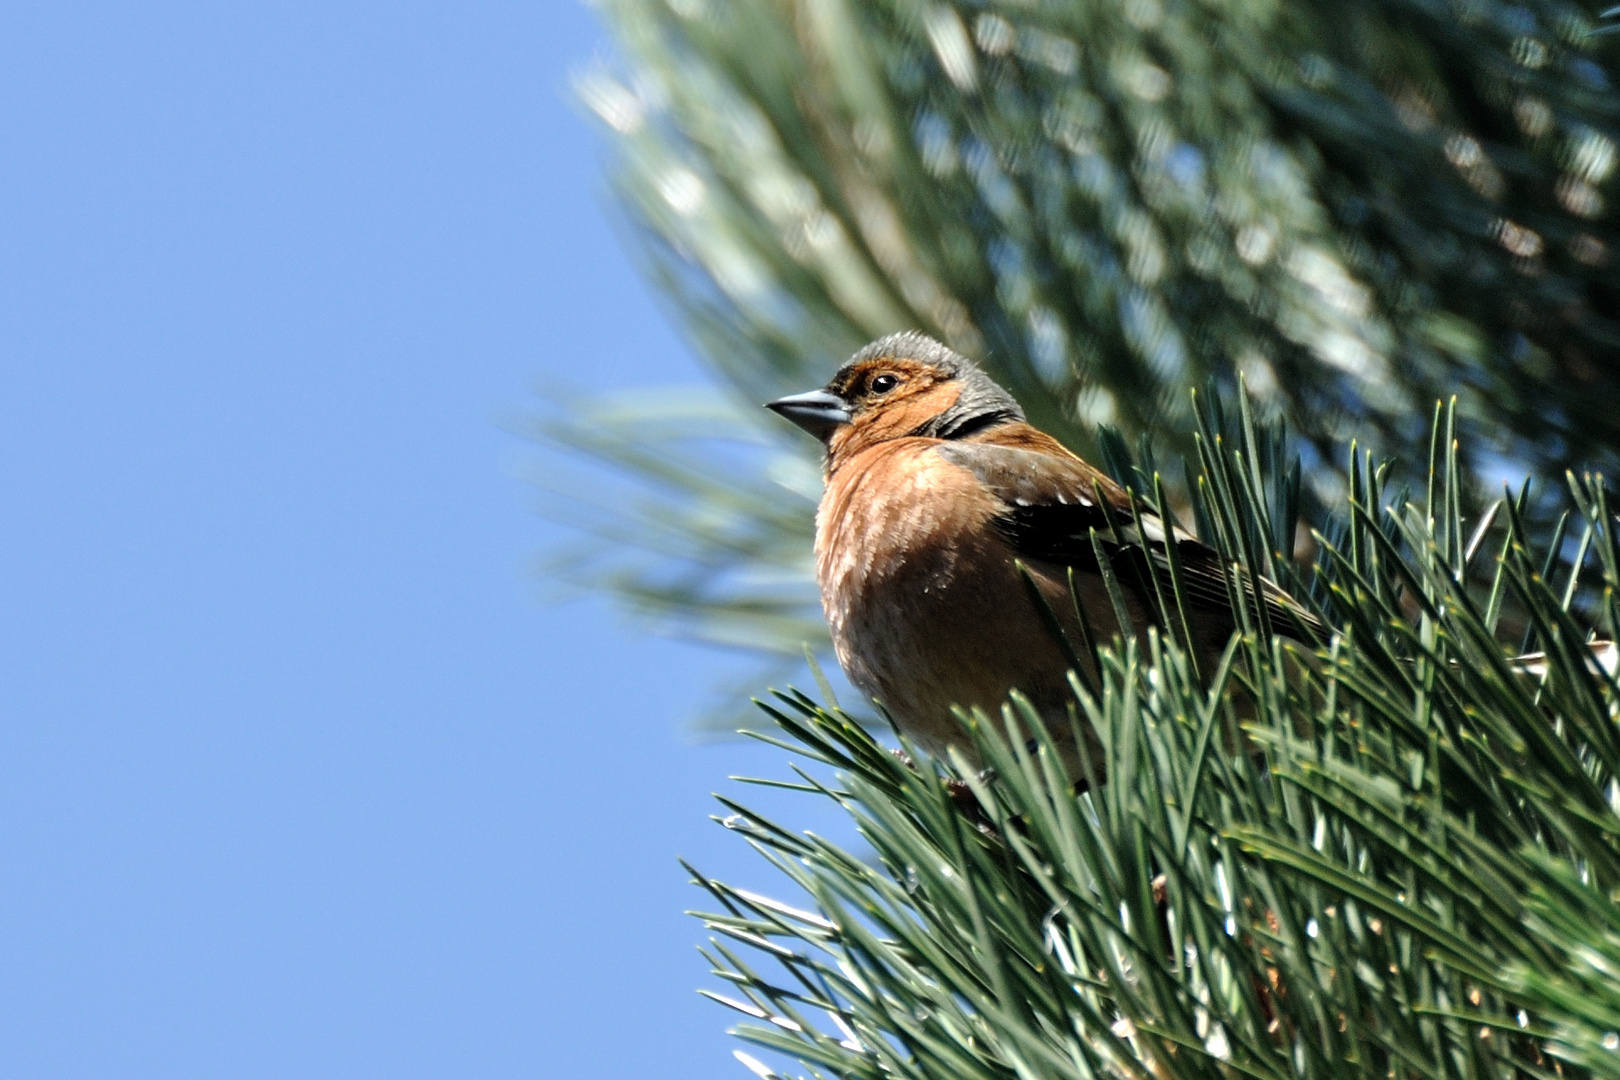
[766,332,1024,465]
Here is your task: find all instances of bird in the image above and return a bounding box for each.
[766,331,1322,776]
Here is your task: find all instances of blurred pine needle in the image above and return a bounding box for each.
[534,0,1620,724]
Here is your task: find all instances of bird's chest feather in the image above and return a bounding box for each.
[813,443,1069,745]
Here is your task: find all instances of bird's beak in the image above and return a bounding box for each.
[765,389,851,441]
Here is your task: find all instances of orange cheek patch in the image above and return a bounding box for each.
[881,382,960,435]
[827,378,962,467]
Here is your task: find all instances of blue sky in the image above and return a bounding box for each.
[0,3,824,1076]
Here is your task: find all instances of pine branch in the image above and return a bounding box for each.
[694,402,1620,1080]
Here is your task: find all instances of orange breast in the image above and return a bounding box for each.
[814,440,1095,758]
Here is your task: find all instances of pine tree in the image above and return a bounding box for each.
[542,4,1620,1075]
[690,404,1620,1079]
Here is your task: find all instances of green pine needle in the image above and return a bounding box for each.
[693,404,1620,1080]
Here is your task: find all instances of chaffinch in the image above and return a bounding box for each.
[767,331,1320,773]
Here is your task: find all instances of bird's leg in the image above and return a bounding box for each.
[885,747,1001,831]
[1151,872,1174,963]
[945,771,1002,834]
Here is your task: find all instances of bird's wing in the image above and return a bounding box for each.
[934,441,1323,642]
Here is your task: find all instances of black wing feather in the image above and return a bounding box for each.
[936,442,1322,642]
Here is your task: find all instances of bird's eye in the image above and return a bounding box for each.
[869,374,900,394]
